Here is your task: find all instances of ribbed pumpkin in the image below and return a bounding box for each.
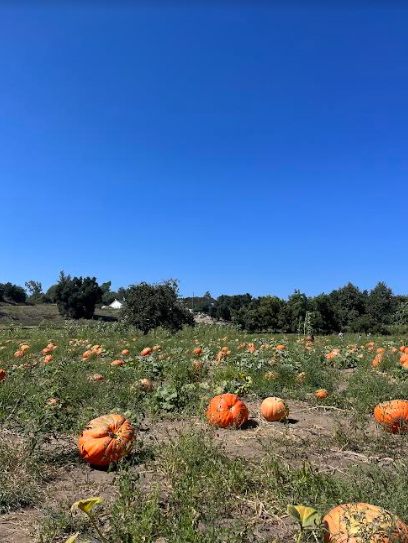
[323,502,408,542]
[78,414,135,466]
[260,397,289,422]
[315,388,328,399]
[206,394,249,428]
[374,400,408,434]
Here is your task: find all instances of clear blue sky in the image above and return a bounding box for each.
[1,3,407,298]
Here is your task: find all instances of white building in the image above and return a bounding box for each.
[109,299,123,309]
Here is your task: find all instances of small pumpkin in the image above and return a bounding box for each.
[374,400,408,434]
[44,355,53,364]
[276,344,286,351]
[20,344,30,352]
[139,378,153,392]
[121,349,130,356]
[88,373,104,382]
[111,359,125,367]
[315,388,328,399]
[193,347,202,356]
[0,369,7,382]
[260,397,289,422]
[206,393,249,428]
[78,413,135,466]
[191,360,203,373]
[141,347,152,356]
[42,347,52,355]
[82,350,93,359]
[48,398,58,406]
[323,502,408,542]
[14,350,24,358]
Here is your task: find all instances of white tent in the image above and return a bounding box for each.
[109,299,123,309]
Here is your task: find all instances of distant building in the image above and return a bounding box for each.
[109,299,123,309]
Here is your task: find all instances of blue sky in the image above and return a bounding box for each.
[1,3,407,298]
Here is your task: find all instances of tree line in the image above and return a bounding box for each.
[182,283,408,334]
[1,276,407,334]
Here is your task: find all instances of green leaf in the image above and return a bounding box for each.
[287,505,322,530]
[65,534,80,543]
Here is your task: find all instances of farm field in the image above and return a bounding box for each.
[0,324,408,542]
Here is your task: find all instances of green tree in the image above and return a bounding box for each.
[209,294,252,321]
[121,280,194,334]
[46,284,58,303]
[0,282,27,303]
[55,272,103,319]
[233,295,285,332]
[329,283,367,329]
[366,282,396,324]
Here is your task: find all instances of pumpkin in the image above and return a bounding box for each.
[121,349,130,356]
[323,502,408,542]
[326,353,336,360]
[193,347,202,356]
[405,347,408,355]
[400,355,408,370]
[48,398,58,406]
[141,347,152,356]
[374,400,408,434]
[248,345,256,354]
[264,371,279,381]
[392,347,398,354]
[78,413,135,466]
[191,360,203,373]
[42,347,52,355]
[139,378,153,391]
[315,388,328,399]
[372,354,383,368]
[20,344,30,352]
[260,397,289,422]
[88,374,104,382]
[276,344,286,351]
[82,350,92,359]
[376,348,386,354]
[0,369,7,382]
[44,355,53,364]
[206,394,249,428]
[400,346,406,353]
[221,346,229,353]
[295,372,307,383]
[111,359,124,367]
[14,350,24,358]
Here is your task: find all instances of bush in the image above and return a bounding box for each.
[121,280,194,334]
[54,273,102,319]
[0,282,27,303]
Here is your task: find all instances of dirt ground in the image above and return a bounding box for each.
[0,399,390,543]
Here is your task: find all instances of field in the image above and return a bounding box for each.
[0,323,408,542]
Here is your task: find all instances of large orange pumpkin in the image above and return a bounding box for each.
[374,400,408,434]
[206,394,249,428]
[323,502,408,542]
[78,414,135,466]
[260,397,289,422]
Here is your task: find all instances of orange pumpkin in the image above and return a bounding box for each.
[121,349,130,356]
[376,348,386,354]
[0,369,7,382]
[82,350,92,359]
[139,378,153,391]
[191,360,203,373]
[78,414,135,466]
[400,355,408,370]
[400,346,406,353]
[88,373,104,382]
[276,344,286,351]
[260,397,289,422]
[44,355,53,364]
[372,354,384,368]
[325,353,336,360]
[111,359,125,367]
[141,347,152,356]
[193,347,202,356]
[20,344,30,352]
[221,346,229,353]
[315,388,328,399]
[42,347,52,355]
[14,350,24,358]
[405,347,408,355]
[323,502,408,542]
[374,400,408,434]
[206,394,249,428]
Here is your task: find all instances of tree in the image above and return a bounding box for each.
[366,282,396,324]
[121,280,194,334]
[329,283,367,329]
[309,294,340,334]
[209,294,252,321]
[233,296,285,332]
[55,272,102,319]
[46,284,58,303]
[286,290,309,332]
[25,280,49,303]
[0,282,27,303]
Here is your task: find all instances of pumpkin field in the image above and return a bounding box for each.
[1,322,408,542]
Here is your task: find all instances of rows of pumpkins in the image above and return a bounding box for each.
[2,339,408,541]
